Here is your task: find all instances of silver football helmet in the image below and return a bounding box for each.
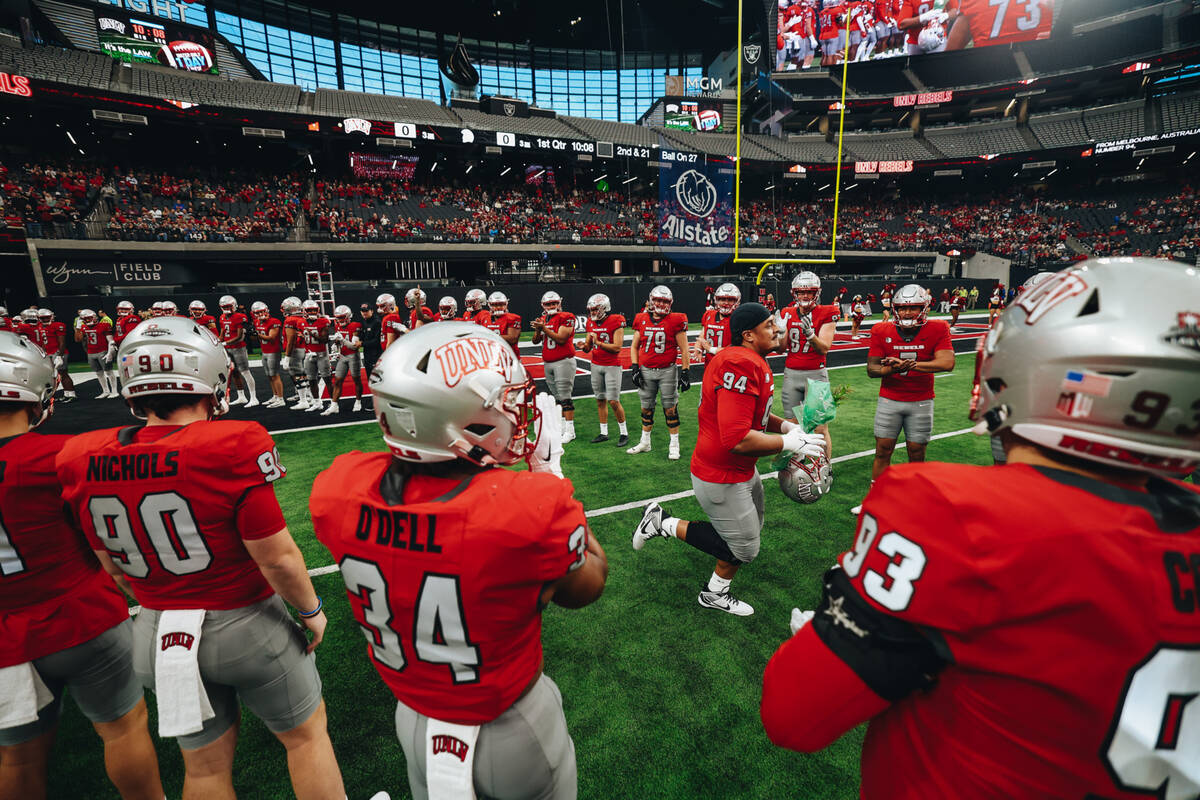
[1022,272,1056,291]
[488,291,509,313]
[971,258,1200,478]
[779,451,833,504]
[334,304,352,324]
[892,283,929,329]
[302,299,320,319]
[160,301,177,316]
[541,290,562,315]
[715,283,741,315]
[464,288,487,313]
[369,321,538,466]
[0,306,7,319]
[117,316,232,418]
[251,301,269,319]
[791,272,821,310]
[151,301,164,317]
[405,288,427,309]
[117,300,135,317]
[439,297,458,320]
[0,331,56,428]
[376,293,396,314]
[587,293,611,321]
[219,295,237,314]
[79,309,97,325]
[37,309,53,323]
[281,296,303,316]
[188,300,207,318]
[648,285,673,316]
[21,308,37,323]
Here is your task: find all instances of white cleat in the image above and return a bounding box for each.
[849,504,863,516]
[562,429,576,444]
[306,401,323,412]
[352,399,363,412]
[265,397,285,408]
[632,502,670,551]
[626,440,652,455]
[668,442,680,461]
[368,793,392,800]
[229,396,246,406]
[244,397,260,409]
[698,589,754,616]
[320,402,339,416]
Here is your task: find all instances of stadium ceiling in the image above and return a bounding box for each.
[299,0,737,56]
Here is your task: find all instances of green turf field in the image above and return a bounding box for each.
[50,355,996,799]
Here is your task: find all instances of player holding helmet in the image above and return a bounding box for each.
[697,283,740,366]
[532,290,578,443]
[75,309,118,399]
[311,322,607,800]
[762,258,1200,800]
[219,295,258,408]
[479,291,523,356]
[324,305,363,415]
[462,288,487,321]
[628,285,691,460]
[0,331,165,800]
[851,283,954,515]
[779,272,841,457]
[56,315,345,800]
[898,0,959,55]
[583,293,629,446]
[252,301,286,408]
[633,304,827,616]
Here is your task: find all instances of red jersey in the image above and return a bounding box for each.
[299,316,330,353]
[381,312,406,350]
[875,0,895,23]
[254,316,282,354]
[0,433,128,666]
[818,3,844,39]
[780,303,841,370]
[80,321,113,355]
[691,347,775,484]
[191,314,217,333]
[868,319,952,401]
[114,314,141,344]
[699,309,733,365]
[409,307,433,330]
[334,320,362,356]
[311,452,588,725]
[0,318,13,332]
[950,293,965,310]
[283,314,306,353]
[768,462,1200,800]
[540,311,577,363]
[33,322,66,355]
[479,311,523,358]
[15,322,36,341]
[633,311,688,369]
[56,421,287,612]
[219,312,248,348]
[901,0,959,45]
[585,314,625,367]
[851,302,867,322]
[957,0,1052,47]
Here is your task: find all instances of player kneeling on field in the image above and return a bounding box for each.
[762,259,1200,800]
[632,304,826,616]
[55,316,346,800]
[312,321,608,800]
[0,331,164,800]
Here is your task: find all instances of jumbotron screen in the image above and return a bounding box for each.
[95,9,219,75]
[775,0,1055,71]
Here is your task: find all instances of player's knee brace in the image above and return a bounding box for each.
[664,406,680,427]
[640,408,654,427]
[683,521,741,564]
[561,398,574,413]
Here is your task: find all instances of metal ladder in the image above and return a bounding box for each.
[304,269,336,317]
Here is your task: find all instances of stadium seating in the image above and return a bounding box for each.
[1161,92,1200,134]
[560,115,660,147]
[1029,110,1092,149]
[451,106,584,139]
[129,64,301,113]
[0,38,111,90]
[1082,101,1146,142]
[924,121,1030,157]
[0,161,101,238]
[312,89,461,126]
[842,132,939,162]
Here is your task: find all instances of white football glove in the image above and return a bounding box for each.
[798,314,815,340]
[528,393,564,477]
[328,331,343,344]
[52,354,64,370]
[780,419,797,434]
[280,355,291,371]
[105,345,117,362]
[781,429,826,460]
[918,9,948,24]
[790,608,815,635]
[808,35,818,49]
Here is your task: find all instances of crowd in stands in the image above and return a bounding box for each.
[3,160,1196,263]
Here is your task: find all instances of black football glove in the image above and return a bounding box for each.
[678,369,691,392]
[631,365,644,389]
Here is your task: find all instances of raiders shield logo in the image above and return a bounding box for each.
[503,103,516,116]
[743,44,761,64]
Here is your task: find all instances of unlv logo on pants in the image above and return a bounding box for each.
[430,734,470,762]
[160,632,196,651]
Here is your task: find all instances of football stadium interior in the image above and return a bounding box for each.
[0,0,1198,796]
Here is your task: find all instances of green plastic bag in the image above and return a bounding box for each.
[801,378,838,432]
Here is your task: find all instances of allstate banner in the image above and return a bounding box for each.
[658,153,734,270]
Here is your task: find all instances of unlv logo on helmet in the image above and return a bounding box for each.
[1015,271,1089,325]
[434,337,517,388]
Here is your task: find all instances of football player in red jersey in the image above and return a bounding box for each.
[947,0,1053,50]
[149,301,164,318]
[75,308,118,400]
[462,288,487,321]
[532,291,578,444]
[851,284,954,515]
[481,291,522,357]
[323,305,363,416]
[160,300,179,317]
[779,272,841,458]
[32,308,74,403]
[187,300,218,334]
[298,299,331,414]
[697,283,740,366]
[628,285,691,461]
[0,332,164,800]
[280,296,314,411]
[817,0,846,65]
[377,292,407,350]
[584,293,629,446]
[0,306,12,332]
[762,258,1200,800]
[898,0,959,55]
[219,295,258,408]
[252,301,286,408]
[405,287,434,330]
[56,315,346,800]
[113,301,142,347]
[633,304,826,616]
[436,296,457,321]
[311,321,607,800]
